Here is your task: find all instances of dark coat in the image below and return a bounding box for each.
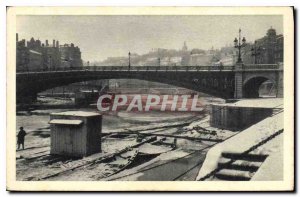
[17,130,26,143]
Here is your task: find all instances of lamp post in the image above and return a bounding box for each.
[251,41,261,64]
[158,57,160,67]
[157,49,161,67]
[128,51,131,70]
[234,28,247,63]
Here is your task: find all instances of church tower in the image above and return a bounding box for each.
[182,41,188,51]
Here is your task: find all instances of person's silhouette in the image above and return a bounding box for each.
[17,127,27,150]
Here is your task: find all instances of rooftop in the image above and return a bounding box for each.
[51,111,101,117]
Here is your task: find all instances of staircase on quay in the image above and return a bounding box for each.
[212,152,267,181]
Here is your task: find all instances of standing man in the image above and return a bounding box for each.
[17,127,26,150]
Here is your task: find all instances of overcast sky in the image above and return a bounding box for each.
[17,15,283,62]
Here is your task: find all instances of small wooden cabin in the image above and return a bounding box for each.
[49,111,102,157]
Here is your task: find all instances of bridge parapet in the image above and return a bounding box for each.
[17,65,236,73]
[16,64,285,73]
[236,64,281,71]
[16,63,283,103]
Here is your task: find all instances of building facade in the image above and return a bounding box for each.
[189,49,213,66]
[16,34,83,71]
[59,43,83,68]
[16,38,30,71]
[241,27,284,64]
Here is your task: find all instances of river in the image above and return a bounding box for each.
[16,96,229,181]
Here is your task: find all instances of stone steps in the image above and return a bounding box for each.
[212,152,267,181]
[221,152,268,161]
[215,169,252,181]
[218,158,261,172]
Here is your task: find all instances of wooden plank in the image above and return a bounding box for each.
[117,132,223,142]
[49,119,83,126]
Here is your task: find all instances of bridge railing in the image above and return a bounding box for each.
[84,65,223,71]
[242,64,280,70]
[16,64,280,73]
[17,65,236,73]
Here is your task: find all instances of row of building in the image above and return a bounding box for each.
[97,27,283,67]
[182,27,283,66]
[16,33,83,72]
[240,27,283,65]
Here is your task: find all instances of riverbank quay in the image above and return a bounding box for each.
[197,98,283,181]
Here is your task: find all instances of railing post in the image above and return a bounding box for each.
[234,62,244,99]
[219,65,223,71]
[235,63,243,71]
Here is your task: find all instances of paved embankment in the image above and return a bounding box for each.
[196,105,283,181]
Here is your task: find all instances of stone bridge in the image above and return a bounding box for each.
[16,63,283,103]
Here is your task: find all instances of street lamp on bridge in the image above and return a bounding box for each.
[251,41,261,64]
[158,57,161,67]
[234,28,247,63]
[128,51,131,70]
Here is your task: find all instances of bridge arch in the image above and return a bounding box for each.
[242,75,275,98]
[17,70,236,104]
[16,64,283,103]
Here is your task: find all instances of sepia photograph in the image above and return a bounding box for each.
[6,6,294,191]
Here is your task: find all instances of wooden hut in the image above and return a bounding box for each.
[49,111,102,157]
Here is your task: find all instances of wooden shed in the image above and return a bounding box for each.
[49,111,102,157]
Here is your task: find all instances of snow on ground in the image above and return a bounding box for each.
[48,149,139,181]
[179,116,236,141]
[16,106,234,181]
[16,109,203,181]
[251,133,283,180]
[101,137,137,153]
[16,137,137,181]
[117,111,199,123]
[196,110,283,180]
[16,115,50,133]
[37,96,74,105]
[16,116,51,150]
[176,139,215,150]
[50,111,100,117]
[216,98,283,108]
[138,143,173,154]
[103,148,191,181]
[48,163,108,181]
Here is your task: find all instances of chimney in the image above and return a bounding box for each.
[46,40,49,46]
[56,40,59,48]
[53,40,55,47]
[16,33,18,42]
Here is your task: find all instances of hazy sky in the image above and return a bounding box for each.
[17,15,283,62]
